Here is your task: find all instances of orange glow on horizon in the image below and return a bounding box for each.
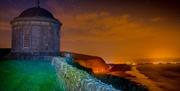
[147,49,180,59]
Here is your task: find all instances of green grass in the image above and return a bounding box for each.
[0,60,65,91]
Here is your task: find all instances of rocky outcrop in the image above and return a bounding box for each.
[61,52,110,74]
[61,52,132,76]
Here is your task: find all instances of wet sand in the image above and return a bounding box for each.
[126,66,163,91]
[136,64,180,91]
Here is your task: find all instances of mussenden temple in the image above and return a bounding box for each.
[9,4,62,59]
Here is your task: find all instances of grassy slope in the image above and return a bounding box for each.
[0,60,64,91]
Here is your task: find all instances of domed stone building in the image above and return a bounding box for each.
[11,6,62,57]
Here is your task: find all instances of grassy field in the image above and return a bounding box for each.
[0,60,65,91]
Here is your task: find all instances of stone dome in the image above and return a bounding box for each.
[18,7,55,19]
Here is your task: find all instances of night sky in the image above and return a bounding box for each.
[0,0,180,63]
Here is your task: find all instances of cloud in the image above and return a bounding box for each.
[58,11,180,61]
[0,30,11,48]
[150,17,164,22]
[0,21,11,31]
[60,12,151,42]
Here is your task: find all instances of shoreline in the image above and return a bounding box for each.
[126,66,163,91]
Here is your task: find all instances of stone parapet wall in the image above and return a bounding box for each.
[52,57,120,91]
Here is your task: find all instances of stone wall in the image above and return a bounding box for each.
[52,57,120,91]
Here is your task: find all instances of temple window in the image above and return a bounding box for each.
[23,30,30,48]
